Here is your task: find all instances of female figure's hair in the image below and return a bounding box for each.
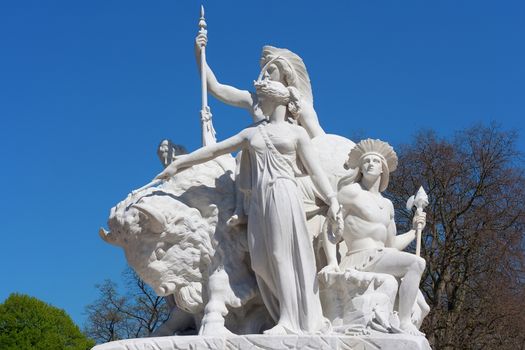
[259,46,313,104]
[255,50,307,121]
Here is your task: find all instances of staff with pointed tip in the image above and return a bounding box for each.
[198,5,216,146]
[406,186,429,257]
[129,7,216,197]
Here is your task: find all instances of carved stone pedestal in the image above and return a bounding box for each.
[320,270,401,334]
[92,334,431,350]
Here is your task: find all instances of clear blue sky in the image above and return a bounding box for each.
[1,1,524,328]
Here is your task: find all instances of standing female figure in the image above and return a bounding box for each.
[155,73,341,335]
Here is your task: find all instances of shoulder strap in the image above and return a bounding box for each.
[257,124,296,173]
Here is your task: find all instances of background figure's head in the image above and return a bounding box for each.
[360,153,384,180]
[259,45,313,104]
[344,139,398,192]
[157,139,187,168]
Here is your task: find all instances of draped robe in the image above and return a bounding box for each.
[243,124,327,334]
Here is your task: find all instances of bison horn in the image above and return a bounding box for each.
[132,203,166,234]
[99,227,119,246]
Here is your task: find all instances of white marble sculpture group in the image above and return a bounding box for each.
[97,8,431,350]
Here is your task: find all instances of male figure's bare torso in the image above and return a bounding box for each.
[338,182,394,252]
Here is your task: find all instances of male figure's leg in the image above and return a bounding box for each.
[366,250,425,335]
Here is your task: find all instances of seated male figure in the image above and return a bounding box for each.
[322,139,427,336]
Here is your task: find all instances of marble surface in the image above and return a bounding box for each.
[92,334,431,350]
[98,6,431,345]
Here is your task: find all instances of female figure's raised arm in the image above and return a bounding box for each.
[155,129,250,180]
[195,33,254,110]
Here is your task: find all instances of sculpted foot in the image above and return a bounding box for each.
[263,324,287,335]
[400,321,425,336]
[199,323,234,336]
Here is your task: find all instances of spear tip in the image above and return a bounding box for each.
[199,5,207,29]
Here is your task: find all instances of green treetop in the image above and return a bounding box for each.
[0,293,94,350]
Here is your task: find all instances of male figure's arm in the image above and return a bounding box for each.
[386,201,416,251]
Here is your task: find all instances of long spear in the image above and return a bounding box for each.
[198,5,216,146]
[130,8,216,196]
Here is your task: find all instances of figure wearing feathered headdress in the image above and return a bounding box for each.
[342,138,398,192]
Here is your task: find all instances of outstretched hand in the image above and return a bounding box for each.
[154,163,178,181]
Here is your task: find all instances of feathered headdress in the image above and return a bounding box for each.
[345,139,398,192]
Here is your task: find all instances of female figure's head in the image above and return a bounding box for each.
[258,46,313,104]
[253,78,301,119]
[255,50,304,119]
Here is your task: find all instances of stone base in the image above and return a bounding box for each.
[92,333,431,350]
